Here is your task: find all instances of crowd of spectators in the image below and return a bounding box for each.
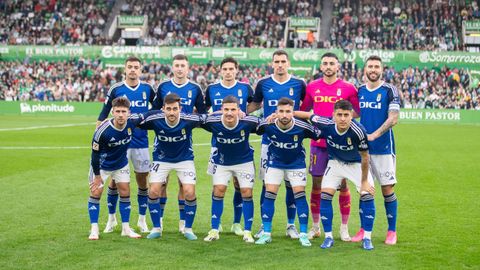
[125,0,321,48]
[0,0,114,45]
[330,0,480,51]
[2,60,478,110]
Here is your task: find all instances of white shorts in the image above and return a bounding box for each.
[89,164,131,184]
[211,161,255,189]
[149,161,196,185]
[370,154,397,186]
[322,160,374,192]
[259,144,269,180]
[264,167,307,187]
[127,148,150,173]
[206,147,218,175]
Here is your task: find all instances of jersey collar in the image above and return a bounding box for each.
[124,80,140,91]
[334,124,349,136]
[221,115,239,130]
[171,78,189,88]
[271,74,292,85]
[365,80,385,92]
[274,118,295,133]
[220,80,238,89]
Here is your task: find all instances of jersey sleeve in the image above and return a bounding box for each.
[387,84,401,112]
[90,130,105,175]
[194,86,207,114]
[129,113,146,126]
[304,124,322,140]
[138,111,162,130]
[152,84,164,110]
[204,85,212,109]
[255,120,268,135]
[299,79,307,101]
[347,84,361,115]
[199,115,213,132]
[97,87,116,121]
[148,84,159,109]
[355,123,369,152]
[300,84,313,111]
[246,84,254,104]
[309,114,330,130]
[252,80,264,103]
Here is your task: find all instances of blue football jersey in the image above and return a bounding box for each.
[154,79,206,114]
[358,82,400,155]
[97,81,156,149]
[310,115,369,163]
[253,75,306,144]
[205,81,254,113]
[202,115,260,166]
[257,118,321,169]
[138,111,203,163]
[91,115,144,174]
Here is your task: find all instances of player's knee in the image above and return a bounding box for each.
[292,186,305,194]
[213,185,227,197]
[381,185,394,196]
[240,188,252,198]
[90,188,103,198]
[117,183,130,197]
[149,185,161,198]
[109,180,117,189]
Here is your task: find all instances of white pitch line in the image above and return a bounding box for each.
[0,139,262,150]
[0,122,95,132]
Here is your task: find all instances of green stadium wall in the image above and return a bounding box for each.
[1,101,479,124]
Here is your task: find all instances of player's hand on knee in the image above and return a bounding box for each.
[90,176,104,192]
[361,182,375,195]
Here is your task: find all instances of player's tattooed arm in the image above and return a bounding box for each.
[359,150,375,195]
[368,110,399,141]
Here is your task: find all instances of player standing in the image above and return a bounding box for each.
[202,96,259,243]
[248,50,306,239]
[351,55,399,245]
[88,97,144,240]
[296,100,376,250]
[139,93,202,240]
[300,52,360,241]
[153,54,206,234]
[254,98,322,247]
[205,57,254,236]
[97,56,156,234]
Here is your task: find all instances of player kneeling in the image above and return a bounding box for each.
[255,98,322,247]
[87,97,144,240]
[296,100,376,250]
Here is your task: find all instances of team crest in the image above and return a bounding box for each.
[188,90,192,98]
[376,93,382,102]
[241,130,245,136]
[347,137,352,145]
[294,135,298,141]
[128,128,132,135]
[182,128,186,135]
[337,89,342,96]
[289,88,294,96]
[238,89,242,97]
[143,92,147,99]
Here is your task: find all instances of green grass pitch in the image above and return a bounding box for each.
[0,115,479,270]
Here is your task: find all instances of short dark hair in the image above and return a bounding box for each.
[125,56,142,65]
[173,54,188,62]
[272,49,289,60]
[334,100,353,111]
[163,93,181,105]
[222,95,239,106]
[277,97,294,107]
[220,57,238,69]
[365,55,382,63]
[112,96,131,108]
[321,52,338,61]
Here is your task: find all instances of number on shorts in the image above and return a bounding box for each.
[261,158,267,169]
[150,163,160,173]
[324,166,331,176]
[211,164,217,174]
